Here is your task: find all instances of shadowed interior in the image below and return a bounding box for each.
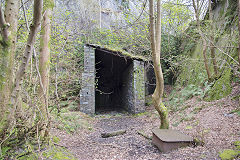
[95,48,133,113]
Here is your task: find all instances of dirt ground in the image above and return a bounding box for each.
[52,85,240,160]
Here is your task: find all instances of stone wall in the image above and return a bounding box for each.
[79,46,95,114]
[120,60,145,113]
[133,60,145,113]
[80,45,146,114]
[121,63,134,112]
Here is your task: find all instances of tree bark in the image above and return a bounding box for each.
[238,0,240,67]
[39,0,54,136]
[208,0,218,76]
[192,0,211,80]
[149,0,169,129]
[11,0,43,106]
[0,0,19,139]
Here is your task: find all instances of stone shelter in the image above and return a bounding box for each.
[80,44,155,114]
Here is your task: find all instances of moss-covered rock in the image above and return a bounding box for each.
[219,149,240,160]
[207,68,232,101]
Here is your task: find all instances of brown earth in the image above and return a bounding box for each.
[52,85,240,160]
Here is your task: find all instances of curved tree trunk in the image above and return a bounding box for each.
[39,0,54,136]
[149,0,169,129]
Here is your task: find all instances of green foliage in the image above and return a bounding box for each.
[44,0,55,10]
[161,35,182,84]
[0,146,11,159]
[166,82,212,112]
[234,141,240,150]
[177,44,207,87]
[181,84,203,99]
[52,136,60,144]
[162,0,192,32]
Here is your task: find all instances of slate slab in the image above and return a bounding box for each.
[152,128,193,153]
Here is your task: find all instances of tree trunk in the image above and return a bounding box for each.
[192,0,211,80]
[238,0,240,66]
[0,0,19,139]
[11,0,43,107]
[39,0,54,136]
[149,0,169,129]
[209,0,218,76]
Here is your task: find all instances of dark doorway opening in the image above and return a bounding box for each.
[145,63,156,96]
[95,48,133,113]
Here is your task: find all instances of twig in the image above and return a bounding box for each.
[53,142,68,148]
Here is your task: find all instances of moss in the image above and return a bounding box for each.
[234,141,240,150]
[42,146,77,160]
[90,44,148,61]
[17,146,77,160]
[159,103,169,129]
[134,66,145,100]
[133,111,150,117]
[52,136,60,143]
[185,125,192,130]
[207,68,232,101]
[219,149,240,160]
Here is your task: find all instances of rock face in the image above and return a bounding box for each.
[99,0,141,29]
[54,0,141,30]
[80,45,146,114]
[178,0,237,99]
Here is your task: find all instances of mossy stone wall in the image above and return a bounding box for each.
[207,68,232,100]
